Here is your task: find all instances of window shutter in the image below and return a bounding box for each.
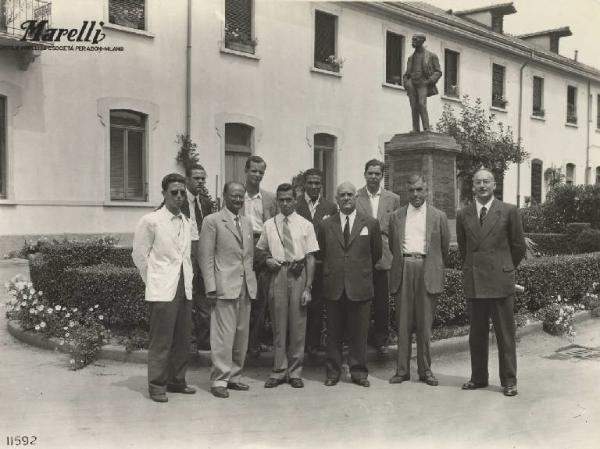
[127,129,144,199]
[531,160,542,204]
[444,50,459,96]
[110,127,125,200]
[225,0,252,42]
[314,11,336,64]
[109,0,145,30]
[533,77,543,113]
[386,32,403,85]
[0,96,5,198]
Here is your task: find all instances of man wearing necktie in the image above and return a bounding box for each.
[257,183,318,389]
[199,182,258,399]
[317,182,382,387]
[132,173,195,403]
[181,164,213,351]
[456,168,526,397]
[388,174,449,387]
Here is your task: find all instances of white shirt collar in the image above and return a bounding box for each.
[366,186,382,198]
[245,190,262,200]
[476,197,494,213]
[305,192,321,204]
[408,201,426,213]
[224,207,241,221]
[186,188,197,202]
[340,209,357,222]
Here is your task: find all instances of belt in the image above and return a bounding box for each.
[280,258,306,267]
[403,253,426,259]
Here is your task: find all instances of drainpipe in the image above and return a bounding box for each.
[185,0,192,135]
[516,51,534,207]
[586,79,591,184]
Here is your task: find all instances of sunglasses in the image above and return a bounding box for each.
[169,189,186,197]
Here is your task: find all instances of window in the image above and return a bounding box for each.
[110,110,147,201]
[444,49,460,97]
[386,31,404,85]
[567,85,577,124]
[532,76,544,117]
[109,0,145,30]
[224,0,255,54]
[596,167,600,185]
[314,133,336,200]
[566,163,575,185]
[492,64,506,108]
[225,123,253,184]
[0,96,5,199]
[596,94,600,129]
[314,10,339,72]
[531,159,543,204]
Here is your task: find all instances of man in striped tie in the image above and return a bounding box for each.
[256,183,319,389]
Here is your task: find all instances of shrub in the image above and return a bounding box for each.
[540,295,580,338]
[521,204,564,233]
[565,222,591,237]
[435,269,467,326]
[525,233,573,256]
[445,245,462,270]
[574,228,600,253]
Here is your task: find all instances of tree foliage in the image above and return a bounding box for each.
[436,96,528,202]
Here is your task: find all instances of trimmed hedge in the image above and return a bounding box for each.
[525,233,572,256]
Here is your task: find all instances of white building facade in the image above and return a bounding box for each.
[2,0,600,249]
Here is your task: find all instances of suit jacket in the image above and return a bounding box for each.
[317,211,382,301]
[296,195,338,232]
[403,48,442,97]
[456,199,526,299]
[355,187,401,271]
[388,204,450,295]
[199,208,258,300]
[132,206,193,302]
[181,193,213,234]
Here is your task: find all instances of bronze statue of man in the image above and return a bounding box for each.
[403,34,442,132]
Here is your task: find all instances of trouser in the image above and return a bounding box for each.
[395,257,437,378]
[269,266,307,380]
[249,234,270,350]
[305,263,325,350]
[210,282,252,388]
[191,241,211,350]
[371,269,390,348]
[325,293,371,381]
[467,296,517,387]
[147,272,192,395]
[405,77,430,131]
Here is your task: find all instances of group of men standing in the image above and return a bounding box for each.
[132,155,526,402]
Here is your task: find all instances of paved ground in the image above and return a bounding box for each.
[1,261,600,449]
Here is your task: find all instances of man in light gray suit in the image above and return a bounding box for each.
[199,181,258,399]
[388,174,450,386]
[356,159,401,356]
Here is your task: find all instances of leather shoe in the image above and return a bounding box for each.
[324,378,339,387]
[461,380,489,390]
[149,393,168,403]
[227,382,249,391]
[210,386,229,399]
[419,374,439,386]
[264,377,286,388]
[289,378,304,388]
[389,374,410,384]
[166,385,196,394]
[352,378,370,388]
[503,385,518,397]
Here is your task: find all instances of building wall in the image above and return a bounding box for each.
[1,0,600,241]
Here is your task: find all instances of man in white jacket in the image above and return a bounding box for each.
[132,173,195,403]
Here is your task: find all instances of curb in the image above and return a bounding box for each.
[0,258,29,267]
[7,310,594,367]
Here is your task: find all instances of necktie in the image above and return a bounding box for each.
[282,217,295,261]
[234,216,244,249]
[344,216,350,248]
[194,197,203,234]
[479,206,487,226]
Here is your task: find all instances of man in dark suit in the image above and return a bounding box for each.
[317,182,382,387]
[355,159,401,356]
[181,164,213,350]
[242,155,278,357]
[388,174,450,386]
[296,168,338,354]
[456,168,526,397]
[403,34,442,132]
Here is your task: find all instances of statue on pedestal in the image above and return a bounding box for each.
[403,34,442,132]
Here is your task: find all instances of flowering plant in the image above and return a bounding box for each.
[325,54,345,71]
[4,274,109,370]
[540,295,582,339]
[224,26,258,47]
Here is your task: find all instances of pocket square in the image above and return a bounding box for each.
[360,226,369,236]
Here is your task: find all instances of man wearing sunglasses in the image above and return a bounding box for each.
[132,173,195,403]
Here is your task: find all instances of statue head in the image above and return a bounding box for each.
[412,34,426,48]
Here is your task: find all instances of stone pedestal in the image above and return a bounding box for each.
[384,132,461,219]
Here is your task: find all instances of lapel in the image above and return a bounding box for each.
[479,199,501,241]
[160,209,184,253]
[331,213,345,249]
[463,203,481,242]
[221,209,243,248]
[425,205,433,254]
[398,207,407,253]
[180,197,191,219]
[348,213,366,249]
[377,190,392,222]
[356,188,372,217]
[296,198,310,222]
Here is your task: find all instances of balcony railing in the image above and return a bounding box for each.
[0,0,51,38]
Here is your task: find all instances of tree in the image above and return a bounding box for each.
[436,96,528,203]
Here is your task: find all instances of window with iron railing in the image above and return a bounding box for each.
[110,110,147,201]
[224,0,255,54]
[109,0,145,31]
[444,49,460,97]
[532,76,544,117]
[385,31,403,85]
[567,85,577,124]
[0,96,6,199]
[492,64,507,108]
[314,10,339,72]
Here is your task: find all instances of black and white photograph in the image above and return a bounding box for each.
[1,0,600,448]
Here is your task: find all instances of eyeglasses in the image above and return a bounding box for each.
[169,189,186,197]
